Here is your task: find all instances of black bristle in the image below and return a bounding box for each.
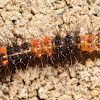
[73,35,81,44]
[53,35,62,46]
[64,34,72,44]
[21,42,30,50]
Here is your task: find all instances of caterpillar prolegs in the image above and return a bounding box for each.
[0,34,100,80]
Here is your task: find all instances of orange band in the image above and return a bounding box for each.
[0,47,9,66]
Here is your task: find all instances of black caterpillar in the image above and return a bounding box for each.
[0,34,100,81]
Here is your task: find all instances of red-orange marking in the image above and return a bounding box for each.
[0,47,9,66]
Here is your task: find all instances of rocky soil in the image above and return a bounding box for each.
[0,0,100,100]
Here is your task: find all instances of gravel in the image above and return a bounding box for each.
[0,0,100,100]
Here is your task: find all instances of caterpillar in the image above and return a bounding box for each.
[0,34,100,81]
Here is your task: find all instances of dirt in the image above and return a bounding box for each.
[0,0,100,100]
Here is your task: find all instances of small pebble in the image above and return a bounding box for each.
[0,89,3,98]
[56,18,63,25]
[91,90,99,96]
[58,95,73,100]
[18,88,28,99]
[66,91,73,96]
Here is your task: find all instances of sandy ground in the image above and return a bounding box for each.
[0,0,100,100]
